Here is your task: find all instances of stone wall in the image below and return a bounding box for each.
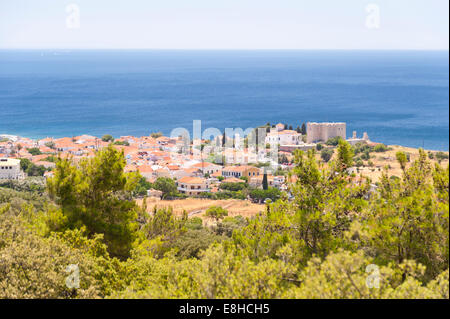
[306,122,346,143]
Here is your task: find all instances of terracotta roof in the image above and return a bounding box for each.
[178,176,206,184]
[137,165,153,173]
[183,167,201,174]
[224,177,245,183]
[191,162,220,169]
[211,171,222,177]
[222,165,256,172]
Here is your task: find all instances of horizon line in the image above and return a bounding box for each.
[0,48,449,52]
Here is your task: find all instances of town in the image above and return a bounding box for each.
[1,121,448,207]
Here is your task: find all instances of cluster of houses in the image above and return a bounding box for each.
[0,122,372,196]
[0,131,288,194]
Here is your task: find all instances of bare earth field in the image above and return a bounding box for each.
[137,197,265,220]
[318,145,449,183]
[355,145,449,182]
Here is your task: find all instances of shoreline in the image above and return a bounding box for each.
[1,132,449,153]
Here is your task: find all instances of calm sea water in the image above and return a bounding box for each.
[0,50,448,150]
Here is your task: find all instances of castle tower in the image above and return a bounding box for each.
[306,122,346,143]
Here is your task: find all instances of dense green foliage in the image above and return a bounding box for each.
[44,141,56,149]
[219,182,246,192]
[320,148,334,162]
[152,177,178,199]
[249,187,281,203]
[46,145,140,259]
[101,134,114,142]
[0,141,448,299]
[205,206,228,222]
[262,173,269,190]
[150,132,163,138]
[373,143,389,152]
[133,177,153,196]
[26,147,42,155]
[113,140,130,146]
[325,136,343,146]
[20,158,48,176]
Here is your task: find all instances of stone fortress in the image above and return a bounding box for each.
[306,122,370,145]
[306,122,347,143]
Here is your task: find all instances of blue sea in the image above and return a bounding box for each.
[0,50,448,150]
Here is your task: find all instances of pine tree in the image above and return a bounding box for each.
[222,131,226,147]
[262,172,269,190]
[301,123,307,135]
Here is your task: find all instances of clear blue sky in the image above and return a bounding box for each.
[0,0,448,49]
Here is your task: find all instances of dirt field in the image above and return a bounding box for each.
[319,145,449,182]
[357,145,448,182]
[137,197,265,220]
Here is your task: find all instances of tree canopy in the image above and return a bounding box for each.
[47,144,140,259]
[0,140,448,299]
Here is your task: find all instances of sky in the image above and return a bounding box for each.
[0,0,448,50]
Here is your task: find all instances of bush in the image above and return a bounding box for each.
[152,177,178,199]
[320,148,334,163]
[20,158,47,176]
[360,151,370,160]
[249,187,281,203]
[173,229,225,259]
[44,141,56,149]
[215,216,248,237]
[205,206,228,222]
[0,177,46,194]
[185,217,203,230]
[353,142,372,154]
[325,136,343,146]
[101,134,114,142]
[26,147,42,156]
[133,177,152,196]
[150,132,163,138]
[219,182,246,192]
[373,144,388,152]
[113,140,130,146]
[435,152,449,161]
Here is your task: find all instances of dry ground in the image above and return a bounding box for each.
[136,197,265,220]
[317,145,449,182]
[355,145,448,182]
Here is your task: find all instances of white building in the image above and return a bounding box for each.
[176,176,210,196]
[0,158,25,180]
[265,128,302,146]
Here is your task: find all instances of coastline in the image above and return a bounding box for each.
[1,132,449,153]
